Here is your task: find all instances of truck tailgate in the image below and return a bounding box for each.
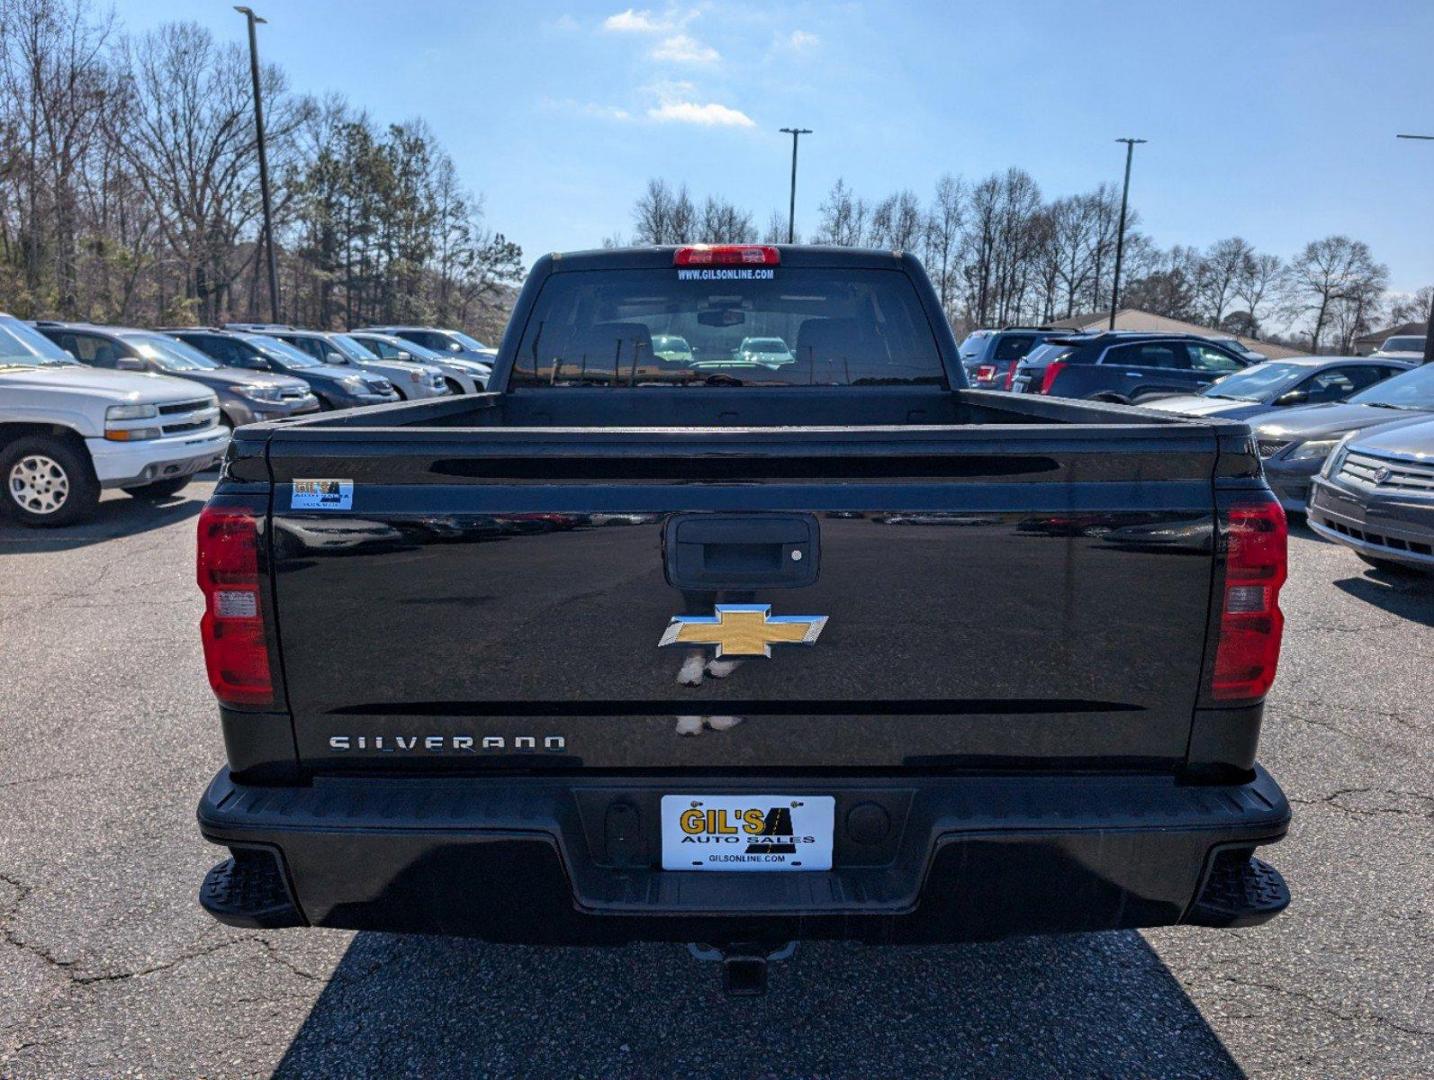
[265,425,1219,771]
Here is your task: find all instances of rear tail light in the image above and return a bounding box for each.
[976,364,995,382]
[197,506,272,707]
[1038,359,1068,394]
[1211,497,1287,701]
[1003,363,1019,391]
[674,245,781,266]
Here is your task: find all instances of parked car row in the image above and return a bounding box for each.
[958,325,1432,573]
[1,312,497,526]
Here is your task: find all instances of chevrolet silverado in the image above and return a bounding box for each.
[195,245,1292,993]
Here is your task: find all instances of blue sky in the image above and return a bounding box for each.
[113,1,1434,291]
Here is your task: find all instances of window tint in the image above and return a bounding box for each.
[993,335,1038,362]
[512,268,944,388]
[404,331,450,351]
[1187,344,1244,373]
[360,337,401,358]
[188,335,240,365]
[1107,342,1186,369]
[1348,362,1434,408]
[1,318,78,365]
[282,336,328,363]
[64,333,123,368]
[1303,365,1384,402]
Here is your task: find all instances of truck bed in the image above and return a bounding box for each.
[221,388,1259,777]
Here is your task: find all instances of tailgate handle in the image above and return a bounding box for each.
[665,514,819,590]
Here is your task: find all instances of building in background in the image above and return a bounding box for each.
[1352,321,1426,357]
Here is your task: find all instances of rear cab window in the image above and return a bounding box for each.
[511,268,945,388]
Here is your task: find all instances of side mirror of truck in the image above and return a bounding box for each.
[326,352,347,365]
[396,351,412,361]
[115,355,145,372]
[1275,389,1307,406]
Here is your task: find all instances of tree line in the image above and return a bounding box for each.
[0,0,521,337]
[622,172,1420,352]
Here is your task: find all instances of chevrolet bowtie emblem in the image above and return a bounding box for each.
[659,604,828,657]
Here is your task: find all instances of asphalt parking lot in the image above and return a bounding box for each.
[0,479,1430,1079]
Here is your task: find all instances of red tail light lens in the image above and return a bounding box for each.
[976,364,995,382]
[197,506,272,707]
[1038,359,1068,394]
[1003,363,1019,390]
[1211,498,1287,700]
[673,245,781,266]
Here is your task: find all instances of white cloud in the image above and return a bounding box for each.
[583,103,633,121]
[647,101,755,127]
[650,32,719,63]
[540,97,633,122]
[603,8,683,33]
[787,29,820,50]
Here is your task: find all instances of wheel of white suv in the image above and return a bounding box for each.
[0,435,100,527]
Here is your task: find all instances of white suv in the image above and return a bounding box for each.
[0,314,229,526]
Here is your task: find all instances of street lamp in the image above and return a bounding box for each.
[236,6,281,323]
[1108,137,1147,330]
[1395,134,1434,364]
[779,127,812,244]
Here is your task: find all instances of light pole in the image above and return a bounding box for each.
[779,127,812,244]
[1395,134,1434,364]
[236,6,280,323]
[1108,137,1147,330]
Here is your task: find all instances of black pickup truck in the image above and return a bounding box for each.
[195,245,1291,990]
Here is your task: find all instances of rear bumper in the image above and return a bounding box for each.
[197,766,1290,943]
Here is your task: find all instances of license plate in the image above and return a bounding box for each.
[661,794,834,871]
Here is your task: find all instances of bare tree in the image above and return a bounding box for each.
[922,174,963,314]
[1385,285,1433,327]
[814,178,867,246]
[868,189,922,251]
[962,174,1001,325]
[1289,236,1387,351]
[761,209,794,244]
[1234,252,1285,336]
[1046,194,1095,317]
[0,0,115,312]
[697,194,754,242]
[1195,237,1253,326]
[631,178,675,244]
[112,21,306,322]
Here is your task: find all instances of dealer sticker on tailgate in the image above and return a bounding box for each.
[661,795,835,871]
[291,479,353,510]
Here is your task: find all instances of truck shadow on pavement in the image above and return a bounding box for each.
[0,485,206,551]
[273,930,1244,1078]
